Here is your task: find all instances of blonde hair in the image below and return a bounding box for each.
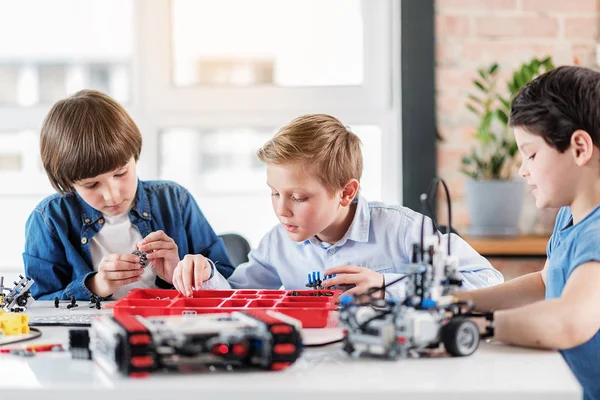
[40,89,142,195]
[257,114,363,192]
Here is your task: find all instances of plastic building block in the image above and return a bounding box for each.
[111,288,341,328]
[0,310,30,335]
[338,178,482,360]
[66,295,78,309]
[74,309,303,376]
[305,272,337,290]
[132,249,148,268]
[0,275,34,312]
[69,329,92,360]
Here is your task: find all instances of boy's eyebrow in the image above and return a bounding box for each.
[266,182,309,192]
[78,178,98,185]
[78,165,128,184]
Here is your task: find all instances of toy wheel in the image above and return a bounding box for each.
[442,317,479,357]
[342,337,355,355]
[17,293,29,306]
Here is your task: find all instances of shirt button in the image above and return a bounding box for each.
[98,219,104,224]
[142,212,149,217]
[84,218,90,223]
[328,248,337,255]
[81,237,88,244]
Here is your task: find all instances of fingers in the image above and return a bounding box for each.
[116,276,144,286]
[99,256,142,274]
[324,265,364,276]
[101,253,140,266]
[145,249,175,260]
[194,260,207,290]
[102,269,144,282]
[321,274,361,288]
[172,263,184,294]
[181,259,194,297]
[137,230,177,252]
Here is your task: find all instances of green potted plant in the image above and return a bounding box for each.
[462,57,554,236]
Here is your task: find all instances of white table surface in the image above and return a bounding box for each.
[0,301,582,400]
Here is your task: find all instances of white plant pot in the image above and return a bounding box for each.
[465,179,525,237]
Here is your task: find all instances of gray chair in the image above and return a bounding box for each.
[219,233,251,267]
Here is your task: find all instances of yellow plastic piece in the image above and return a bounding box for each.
[0,310,30,335]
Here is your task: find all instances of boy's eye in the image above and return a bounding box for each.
[84,183,99,190]
[271,192,279,197]
[292,197,307,202]
[528,153,536,160]
[114,168,128,178]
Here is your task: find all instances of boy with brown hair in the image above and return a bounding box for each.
[171,114,502,297]
[24,89,234,300]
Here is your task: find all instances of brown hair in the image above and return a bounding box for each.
[257,114,363,193]
[40,89,142,195]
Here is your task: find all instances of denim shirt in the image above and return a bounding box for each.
[23,179,234,300]
[206,195,503,296]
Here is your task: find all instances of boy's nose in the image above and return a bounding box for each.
[518,163,529,178]
[276,202,292,218]
[103,184,120,204]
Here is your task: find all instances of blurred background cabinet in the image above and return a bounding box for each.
[463,235,549,281]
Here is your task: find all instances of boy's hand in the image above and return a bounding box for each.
[172,254,213,297]
[87,253,144,297]
[137,230,180,284]
[322,265,385,298]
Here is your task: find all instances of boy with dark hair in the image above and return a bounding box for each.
[454,66,600,399]
[24,90,234,300]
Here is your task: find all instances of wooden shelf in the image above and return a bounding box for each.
[462,234,550,257]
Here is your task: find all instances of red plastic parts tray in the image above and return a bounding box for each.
[112,288,341,328]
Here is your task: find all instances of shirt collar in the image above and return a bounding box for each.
[76,179,151,227]
[303,195,371,247]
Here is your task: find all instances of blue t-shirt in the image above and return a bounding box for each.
[547,206,600,399]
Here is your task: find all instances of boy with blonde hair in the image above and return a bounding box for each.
[454,66,600,399]
[172,114,502,297]
[24,90,234,300]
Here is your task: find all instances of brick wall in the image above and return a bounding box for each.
[435,0,600,231]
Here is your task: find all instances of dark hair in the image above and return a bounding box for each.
[509,65,600,152]
[40,90,142,195]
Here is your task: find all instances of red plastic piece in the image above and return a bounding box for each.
[129,334,152,345]
[232,343,247,356]
[129,372,150,378]
[273,343,296,355]
[112,288,342,328]
[270,325,292,335]
[270,362,292,371]
[212,344,229,355]
[113,313,149,334]
[131,355,154,368]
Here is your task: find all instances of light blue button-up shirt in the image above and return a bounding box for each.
[206,196,503,296]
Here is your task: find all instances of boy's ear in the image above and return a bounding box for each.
[571,130,595,166]
[340,179,360,207]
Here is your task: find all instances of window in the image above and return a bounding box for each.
[171,0,363,87]
[0,0,134,272]
[0,0,400,273]
[0,0,132,106]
